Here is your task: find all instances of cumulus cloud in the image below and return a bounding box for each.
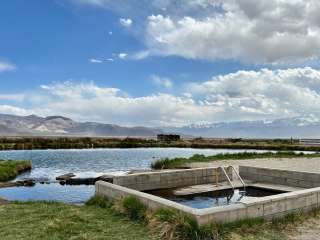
[2,67,320,126]
[0,61,16,73]
[187,67,320,119]
[145,1,320,64]
[119,18,133,28]
[151,75,173,89]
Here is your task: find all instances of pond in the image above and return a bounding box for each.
[0,148,269,203]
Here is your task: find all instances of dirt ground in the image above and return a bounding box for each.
[189,157,320,173]
[286,217,320,240]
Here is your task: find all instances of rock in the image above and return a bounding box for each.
[98,175,114,183]
[65,178,97,185]
[17,179,36,187]
[56,173,76,181]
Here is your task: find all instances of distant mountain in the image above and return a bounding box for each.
[167,116,320,138]
[2,113,320,138]
[0,114,162,137]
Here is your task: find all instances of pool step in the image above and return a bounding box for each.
[174,180,252,196]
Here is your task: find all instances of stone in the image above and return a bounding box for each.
[56,173,76,181]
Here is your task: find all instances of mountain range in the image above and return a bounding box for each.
[1,113,320,138]
[0,114,162,137]
[168,116,320,138]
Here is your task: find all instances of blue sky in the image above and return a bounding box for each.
[1,0,320,126]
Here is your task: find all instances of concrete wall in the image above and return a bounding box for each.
[96,179,320,225]
[195,187,320,224]
[113,167,233,191]
[240,166,320,188]
[96,166,320,225]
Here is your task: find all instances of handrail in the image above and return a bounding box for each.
[228,166,246,191]
[219,166,234,190]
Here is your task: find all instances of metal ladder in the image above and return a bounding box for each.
[218,166,246,191]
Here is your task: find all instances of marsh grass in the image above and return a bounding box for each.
[151,151,320,169]
[0,160,31,182]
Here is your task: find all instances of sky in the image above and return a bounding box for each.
[1,0,320,127]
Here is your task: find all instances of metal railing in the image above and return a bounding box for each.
[228,166,246,191]
[216,166,246,191]
[219,166,234,190]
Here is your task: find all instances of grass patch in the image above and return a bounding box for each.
[151,151,320,169]
[2,196,320,240]
[0,200,151,240]
[0,160,31,182]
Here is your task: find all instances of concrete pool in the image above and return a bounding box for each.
[95,166,320,225]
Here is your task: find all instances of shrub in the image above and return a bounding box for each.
[85,195,111,208]
[0,160,32,182]
[113,196,147,221]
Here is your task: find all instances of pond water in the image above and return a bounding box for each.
[0,148,269,203]
[146,187,287,209]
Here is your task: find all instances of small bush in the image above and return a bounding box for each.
[86,195,111,208]
[113,196,147,221]
[0,160,32,182]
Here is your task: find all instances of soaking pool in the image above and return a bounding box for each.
[145,186,287,209]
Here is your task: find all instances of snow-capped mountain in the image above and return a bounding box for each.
[167,116,320,138]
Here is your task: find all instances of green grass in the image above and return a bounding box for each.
[0,201,151,240]
[0,160,32,182]
[151,151,320,169]
[1,196,320,240]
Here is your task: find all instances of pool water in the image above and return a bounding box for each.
[146,187,287,209]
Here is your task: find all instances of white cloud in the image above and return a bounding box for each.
[186,67,320,120]
[0,105,31,116]
[118,53,128,59]
[77,1,320,64]
[144,1,320,64]
[0,61,16,73]
[131,50,150,60]
[119,18,133,28]
[89,58,103,63]
[106,58,114,62]
[151,75,173,89]
[3,67,320,126]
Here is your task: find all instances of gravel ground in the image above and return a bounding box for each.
[189,157,320,173]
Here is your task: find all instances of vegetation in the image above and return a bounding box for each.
[0,200,150,240]
[1,196,320,240]
[1,136,320,152]
[151,151,320,169]
[0,160,31,182]
[87,196,320,240]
